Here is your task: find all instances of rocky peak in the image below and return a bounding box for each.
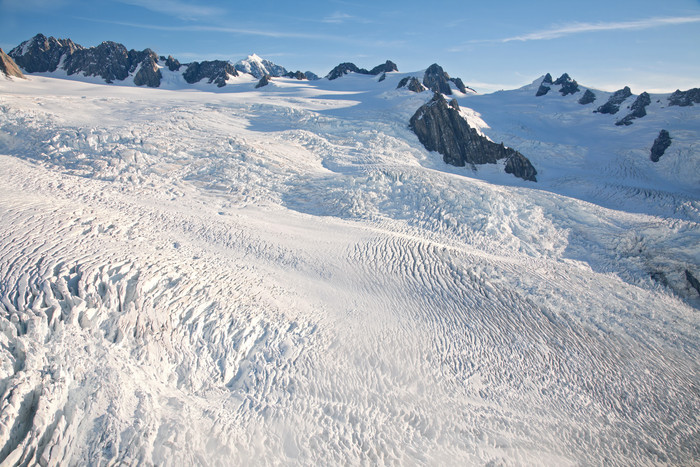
[0,48,25,79]
[9,33,82,73]
[63,41,131,83]
[578,89,596,105]
[595,86,632,114]
[553,73,580,96]
[615,92,651,126]
[422,63,453,95]
[284,71,306,80]
[368,60,398,75]
[235,54,288,79]
[668,88,700,107]
[397,76,426,93]
[165,55,181,71]
[409,92,537,181]
[255,74,272,88]
[133,55,162,87]
[183,60,238,87]
[326,62,365,80]
[304,71,320,80]
[542,73,553,85]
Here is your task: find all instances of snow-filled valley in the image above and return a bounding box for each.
[0,70,698,465]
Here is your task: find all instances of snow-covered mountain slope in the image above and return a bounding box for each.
[234,53,288,79]
[0,71,698,465]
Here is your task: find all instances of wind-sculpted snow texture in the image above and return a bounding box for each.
[0,70,698,466]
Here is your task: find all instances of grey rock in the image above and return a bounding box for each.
[686,270,700,296]
[615,92,651,126]
[183,60,238,87]
[165,55,181,71]
[326,62,367,80]
[552,73,579,95]
[133,56,162,87]
[368,60,398,75]
[378,72,386,82]
[449,99,460,110]
[63,41,131,83]
[578,89,596,105]
[450,77,468,93]
[422,63,452,95]
[595,86,632,114]
[284,70,306,80]
[542,73,553,85]
[535,84,550,97]
[397,76,426,93]
[9,33,82,73]
[304,71,319,80]
[0,48,25,79]
[255,74,271,88]
[409,93,537,181]
[650,129,671,162]
[668,88,700,107]
[552,73,571,85]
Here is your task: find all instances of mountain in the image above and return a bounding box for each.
[0,34,699,466]
[234,53,288,79]
[0,48,25,79]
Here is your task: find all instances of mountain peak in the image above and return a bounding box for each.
[234,54,287,79]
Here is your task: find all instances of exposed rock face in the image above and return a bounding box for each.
[304,71,319,80]
[183,60,238,87]
[63,41,131,83]
[326,60,397,80]
[616,92,651,126]
[449,77,468,93]
[686,270,700,296]
[255,74,271,88]
[578,89,596,105]
[595,86,632,114]
[234,54,287,79]
[0,48,25,79]
[326,62,365,80]
[504,151,538,182]
[165,55,181,71]
[650,129,671,162]
[409,93,537,181]
[133,56,162,87]
[552,73,580,96]
[284,71,306,80]
[449,99,460,110]
[397,76,426,93]
[668,88,700,107]
[536,84,550,97]
[9,33,82,73]
[378,73,386,82]
[422,63,453,95]
[368,60,398,75]
[542,73,553,85]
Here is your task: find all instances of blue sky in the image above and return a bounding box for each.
[1,0,699,93]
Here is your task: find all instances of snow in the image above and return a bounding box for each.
[0,72,698,465]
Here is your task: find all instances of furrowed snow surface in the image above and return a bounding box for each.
[0,72,698,465]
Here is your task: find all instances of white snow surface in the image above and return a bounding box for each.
[234,54,288,79]
[0,72,698,465]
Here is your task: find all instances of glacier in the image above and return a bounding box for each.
[0,69,698,465]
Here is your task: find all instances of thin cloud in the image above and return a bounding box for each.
[496,15,700,43]
[112,0,225,20]
[321,11,371,24]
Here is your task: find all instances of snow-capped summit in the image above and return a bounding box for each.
[234,53,288,79]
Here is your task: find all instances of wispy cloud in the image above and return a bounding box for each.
[491,15,700,43]
[112,0,225,20]
[321,11,371,24]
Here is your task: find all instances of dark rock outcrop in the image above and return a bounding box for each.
[650,130,671,162]
[449,99,460,110]
[595,86,632,114]
[304,71,319,80]
[535,84,550,97]
[668,88,700,107]
[686,270,700,296]
[0,48,25,79]
[397,76,426,93]
[284,70,306,80]
[9,33,82,73]
[368,60,398,75]
[552,73,580,96]
[255,74,271,88]
[63,41,131,82]
[450,77,468,93]
[183,60,238,87]
[165,55,181,71]
[378,73,386,82]
[133,56,162,87]
[542,73,553,85]
[422,63,453,95]
[578,89,596,105]
[615,92,651,126]
[409,93,537,181]
[326,62,366,80]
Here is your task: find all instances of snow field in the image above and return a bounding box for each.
[0,74,698,465]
